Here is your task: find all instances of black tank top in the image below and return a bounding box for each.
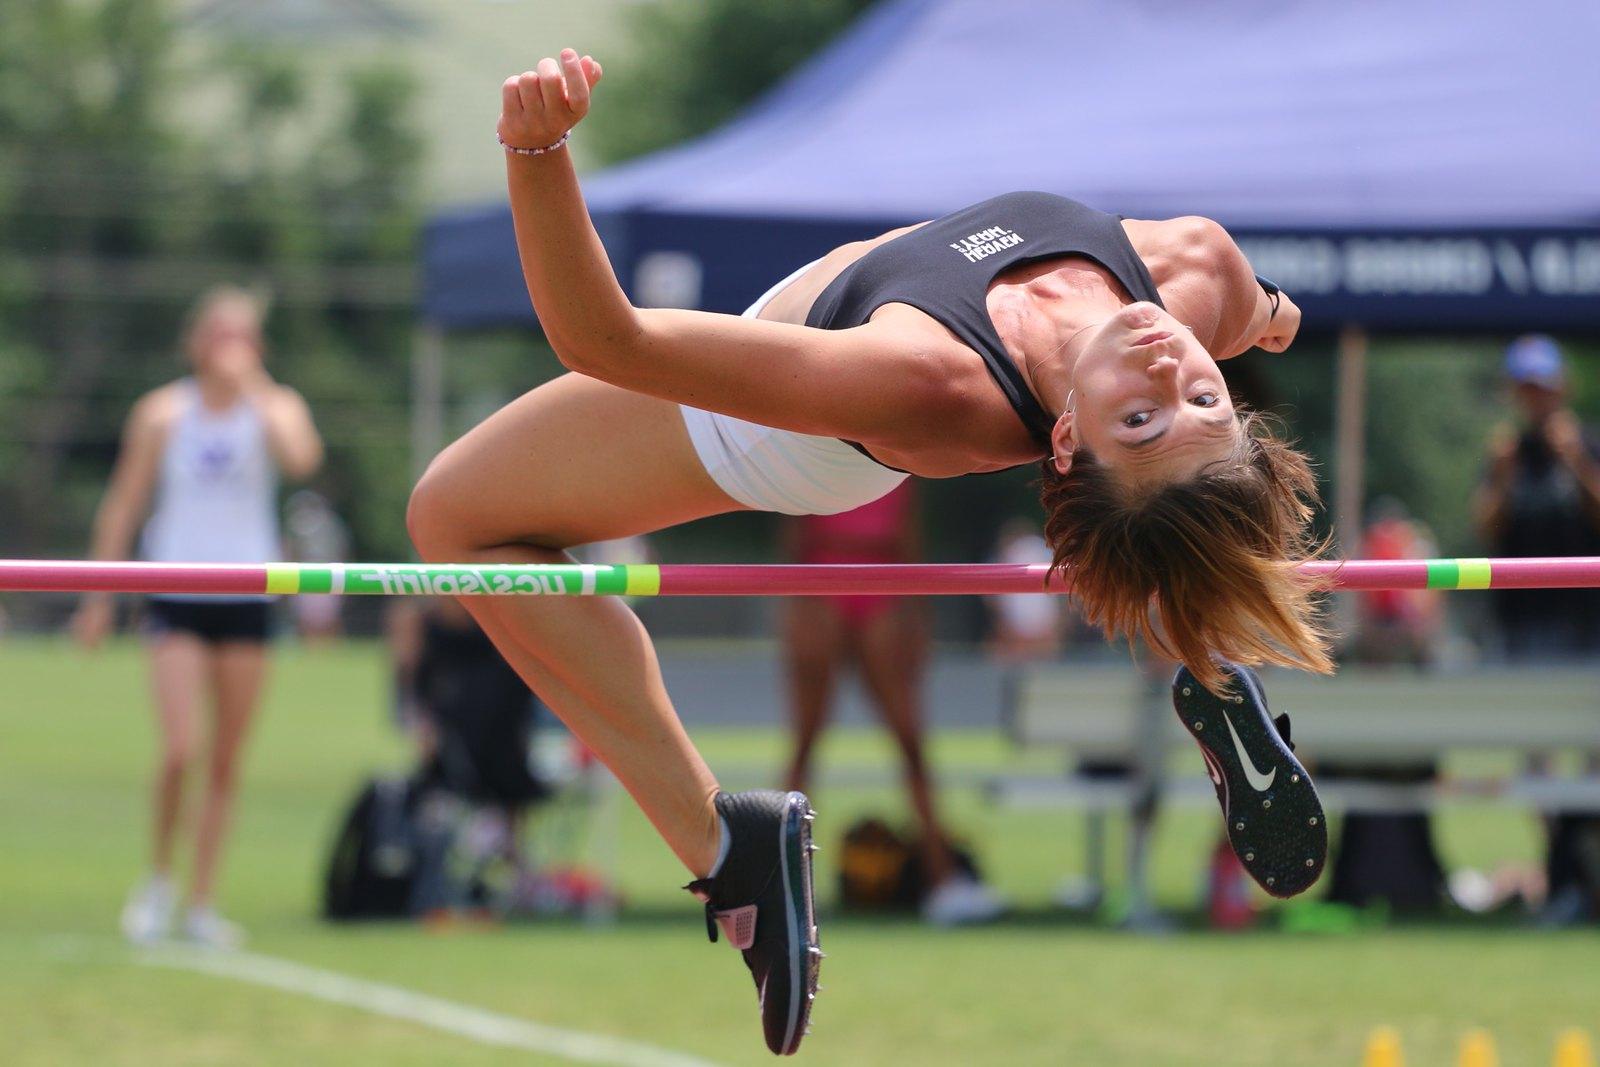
[806,191,1165,453]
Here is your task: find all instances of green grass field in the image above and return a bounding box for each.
[2,638,1596,1066]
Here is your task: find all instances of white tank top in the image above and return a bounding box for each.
[141,380,280,601]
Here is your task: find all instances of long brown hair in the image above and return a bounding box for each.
[1039,409,1333,693]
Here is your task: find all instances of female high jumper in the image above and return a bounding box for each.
[407,50,1330,1055]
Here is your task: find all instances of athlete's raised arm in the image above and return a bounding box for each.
[498,51,964,444]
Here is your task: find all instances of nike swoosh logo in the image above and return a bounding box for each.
[1223,710,1276,791]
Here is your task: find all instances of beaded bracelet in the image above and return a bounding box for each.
[499,131,570,157]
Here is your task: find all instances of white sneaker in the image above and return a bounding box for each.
[183,907,245,950]
[120,875,176,945]
[921,875,1006,926]
[1052,876,1105,913]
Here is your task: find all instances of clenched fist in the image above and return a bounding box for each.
[1254,290,1301,354]
[499,48,603,152]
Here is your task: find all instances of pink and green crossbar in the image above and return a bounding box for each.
[3,557,1600,597]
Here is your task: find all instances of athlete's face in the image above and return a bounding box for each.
[1051,302,1239,485]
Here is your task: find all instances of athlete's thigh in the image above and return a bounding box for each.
[413,373,746,550]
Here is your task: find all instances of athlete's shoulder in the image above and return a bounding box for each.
[1125,215,1241,266]
[130,381,186,428]
[115,381,185,454]
[1128,214,1234,247]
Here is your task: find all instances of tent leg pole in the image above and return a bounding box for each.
[1333,324,1368,634]
[411,322,445,487]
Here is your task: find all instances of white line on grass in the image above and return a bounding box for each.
[141,946,725,1067]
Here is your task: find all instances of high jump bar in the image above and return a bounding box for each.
[3,557,1600,597]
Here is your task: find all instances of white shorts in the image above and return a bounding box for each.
[679,261,909,516]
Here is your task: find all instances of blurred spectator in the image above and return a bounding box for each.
[781,482,1003,925]
[1475,335,1600,658]
[386,596,552,915]
[1354,498,1444,666]
[389,596,549,810]
[72,286,323,948]
[1473,335,1600,925]
[284,489,350,642]
[985,517,1065,661]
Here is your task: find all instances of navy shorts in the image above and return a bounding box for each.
[143,599,275,645]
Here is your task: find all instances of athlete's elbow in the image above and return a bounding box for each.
[547,314,644,379]
[551,339,616,379]
[550,339,594,375]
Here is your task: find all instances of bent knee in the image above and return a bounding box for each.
[407,458,570,562]
[407,463,491,562]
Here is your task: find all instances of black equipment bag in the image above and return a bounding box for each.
[322,777,424,920]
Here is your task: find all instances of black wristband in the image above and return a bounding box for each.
[1255,274,1282,320]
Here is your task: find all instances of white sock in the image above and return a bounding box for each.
[708,815,732,878]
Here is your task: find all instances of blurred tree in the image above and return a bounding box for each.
[1362,341,1502,556]
[589,0,880,163]
[1264,336,1600,558]
[0,0,179,552]
[0,0,422,586]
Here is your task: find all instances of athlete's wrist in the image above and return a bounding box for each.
[499,131,571,156]
[1255,275,1281,320]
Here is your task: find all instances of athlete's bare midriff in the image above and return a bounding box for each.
[753,216,1237,477]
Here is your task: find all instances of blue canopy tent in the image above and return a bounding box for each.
[423,0,1600,333]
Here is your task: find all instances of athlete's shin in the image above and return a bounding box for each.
[408,526,724,876]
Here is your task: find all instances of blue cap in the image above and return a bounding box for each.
[1505,334,1565,387]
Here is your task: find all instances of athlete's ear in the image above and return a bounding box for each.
[1050,410,1075,476]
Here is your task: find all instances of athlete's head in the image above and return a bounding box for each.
[183,285,266,381]
[1037,303,1331,693]
[1049,302,1238,483]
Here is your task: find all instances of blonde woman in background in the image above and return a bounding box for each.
[73,288,323,947]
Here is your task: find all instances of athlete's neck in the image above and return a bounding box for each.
[195,376,245,412]
[1028,323,1100,417]
[990,262,1125,416]
[1015,287,1119,417]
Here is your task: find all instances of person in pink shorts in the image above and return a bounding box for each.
[782,483,1003,925]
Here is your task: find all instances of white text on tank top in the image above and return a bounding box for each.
[142,381,281,597]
